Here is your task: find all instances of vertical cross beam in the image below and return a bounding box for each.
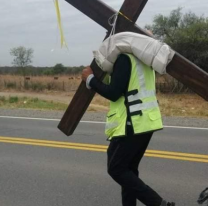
[58,0,148,136]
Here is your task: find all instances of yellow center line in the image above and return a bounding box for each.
[145,154,208,163]
[0,136,107,149]
[146,150,208,159]
[0,136,207,163]
[0,139,107,152]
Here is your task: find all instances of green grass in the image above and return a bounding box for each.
[0,96,67,111]
[9,96,19,103]
[0,94,207,118]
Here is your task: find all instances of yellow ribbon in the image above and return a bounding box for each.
[54,0,68,49]
[118,12,133,22]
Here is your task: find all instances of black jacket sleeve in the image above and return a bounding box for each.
[89,54,131,102]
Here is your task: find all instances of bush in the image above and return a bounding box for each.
[30,83,45,91]
[24,82,45,91]
[145,8,208,73]
[31,98,39,103]
[9,96,19,103]
[0,96,6,102]
[46,82,55,90]
[5,82,17,89]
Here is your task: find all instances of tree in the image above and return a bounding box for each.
[10,46,34,75]
[52,63,66,75]
[145,8,208,73]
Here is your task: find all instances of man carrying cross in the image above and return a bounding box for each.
[58,0,208,136]
[58,0,207,205]
[81,33,175,206]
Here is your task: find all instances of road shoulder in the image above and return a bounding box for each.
[0,108,207,128]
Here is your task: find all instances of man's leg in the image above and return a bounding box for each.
[107,132,162,206]
[121,132,152,206]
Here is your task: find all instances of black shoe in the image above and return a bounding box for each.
[198,187,208,204]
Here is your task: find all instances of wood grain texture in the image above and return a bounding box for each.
[65,0,114,31]
[119,0,148,22]
[166,53,208,98]
[58,60,101,136]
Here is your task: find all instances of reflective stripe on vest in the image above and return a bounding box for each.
[129,100,158,113]
[127,90,156,102]
[135,57,155,98]
[127,57,157,114]
[105,122,118,130]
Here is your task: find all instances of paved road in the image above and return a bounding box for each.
[0,116,207,206]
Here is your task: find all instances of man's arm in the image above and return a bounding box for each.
[82,54,131,102]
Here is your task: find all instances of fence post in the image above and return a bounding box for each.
[63,81,65,91]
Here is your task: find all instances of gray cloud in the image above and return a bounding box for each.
[0,0,207,67]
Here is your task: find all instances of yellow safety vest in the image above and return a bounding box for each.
[105,54,163,140]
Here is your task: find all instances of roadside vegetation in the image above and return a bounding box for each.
[0,75,80,92]
[0,96,67,111]
[146,7,208,73]
[0,8,207,118]
[0,93,207,119]
[158,94,208,118]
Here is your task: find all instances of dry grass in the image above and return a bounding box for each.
[0,96,67,110]
[157,93,208,118]
[0,75,81,92]
[90,93,208,118]
[0,75,207,118]
[0,91,207,118]
[92,94,109,107]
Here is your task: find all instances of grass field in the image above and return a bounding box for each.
[0,96,67,111]
[157,93,208,118]
[0,75,207,118]
[0,75,80,92]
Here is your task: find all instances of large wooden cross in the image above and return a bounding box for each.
[58,0,208,136]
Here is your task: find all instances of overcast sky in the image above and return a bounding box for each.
[0,0,207,67]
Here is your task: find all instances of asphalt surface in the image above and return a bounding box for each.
[0,116,207,206]
[0,108,208,128]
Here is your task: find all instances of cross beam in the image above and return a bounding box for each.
[58,0,208,136]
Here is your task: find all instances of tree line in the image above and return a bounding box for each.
[0,64,85,76]
[146,8,208,73]
[3,8,208,76]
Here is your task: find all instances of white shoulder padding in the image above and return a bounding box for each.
[93,32,175,74]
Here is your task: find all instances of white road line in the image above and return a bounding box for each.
[163,125,208,130]
[0,115,207,130]
[0,116,60,121]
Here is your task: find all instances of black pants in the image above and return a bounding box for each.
[107,127,163,206]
